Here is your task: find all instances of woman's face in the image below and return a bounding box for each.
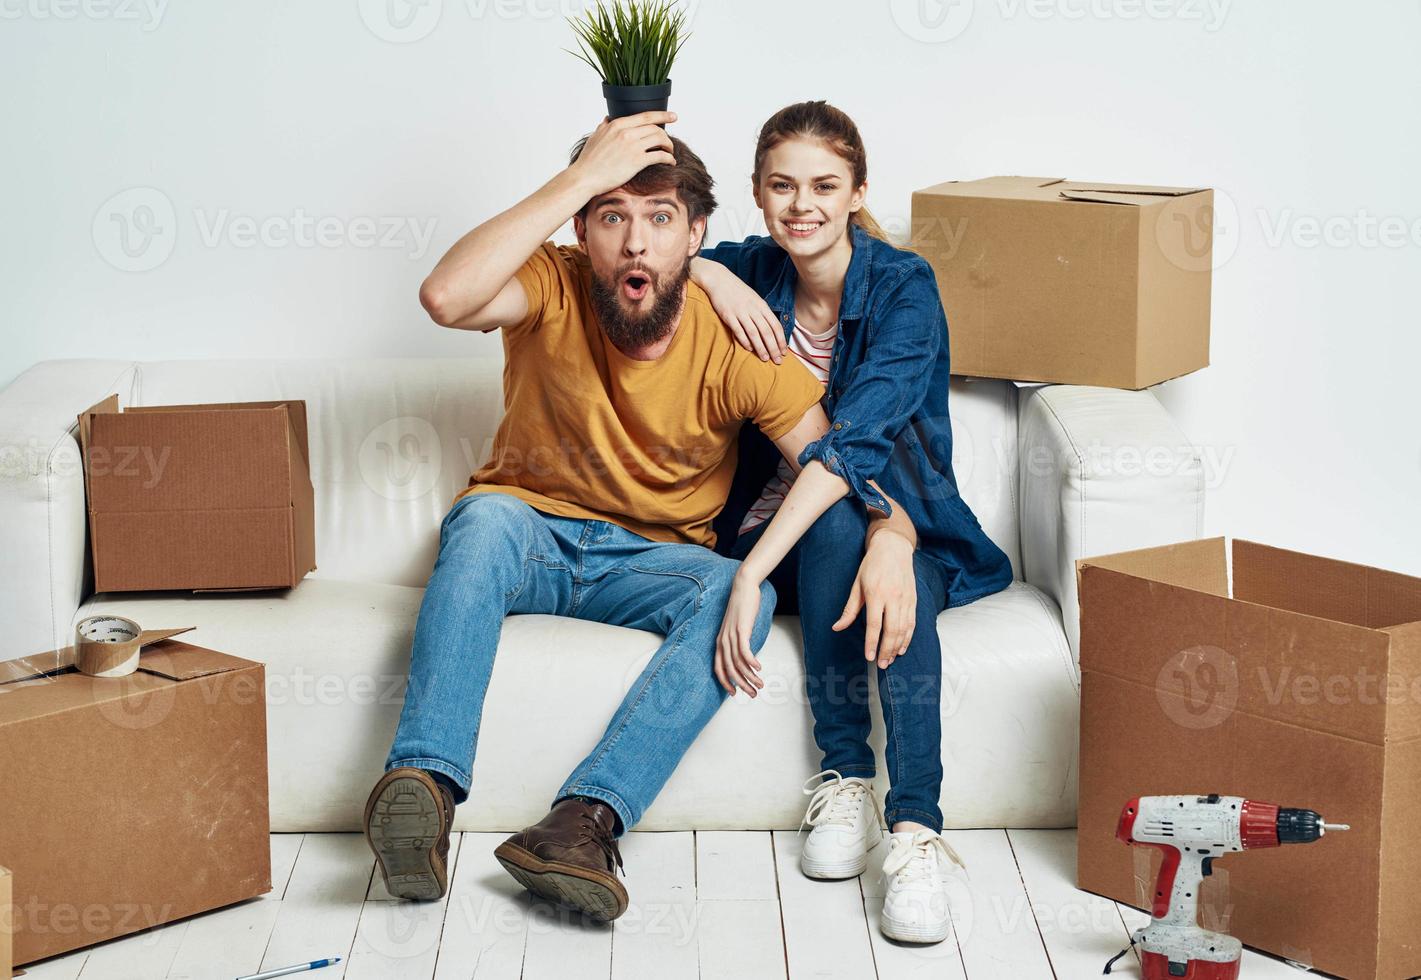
[754,137,866,260]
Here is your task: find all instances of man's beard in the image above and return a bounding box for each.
[590,259,690,351]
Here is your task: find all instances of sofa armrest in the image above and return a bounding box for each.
[1017,384,1205,666]
[0,360,139,659]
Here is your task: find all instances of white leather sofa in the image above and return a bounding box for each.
[0,357,1203,832]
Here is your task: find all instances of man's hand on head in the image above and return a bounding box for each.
[568,112,678,201]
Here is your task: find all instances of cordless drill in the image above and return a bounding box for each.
[1103,794,1348,979]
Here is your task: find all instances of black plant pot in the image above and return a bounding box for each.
[603,80,672,122]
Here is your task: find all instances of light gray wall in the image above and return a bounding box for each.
[2,0,1417,574]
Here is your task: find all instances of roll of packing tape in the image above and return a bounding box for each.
[74,615,195,678]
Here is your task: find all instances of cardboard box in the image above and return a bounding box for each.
[1075,537,1421,980]
[0,640,271,965]
[77,396,316,592]
[912,176,1213,389]
[1,865,10,979]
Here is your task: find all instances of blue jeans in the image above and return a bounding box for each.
[733,497,949,831]
[386,491,776,836]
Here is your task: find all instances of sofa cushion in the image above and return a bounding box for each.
[77,576,1075,831]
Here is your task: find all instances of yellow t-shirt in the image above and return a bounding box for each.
[454,242,825,548]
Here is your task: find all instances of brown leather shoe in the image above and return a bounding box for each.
[364,767,456,901]
[493,796,628,921]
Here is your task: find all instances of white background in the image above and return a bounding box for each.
[1,0,1417,575]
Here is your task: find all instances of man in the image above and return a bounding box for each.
[363,111,830,920]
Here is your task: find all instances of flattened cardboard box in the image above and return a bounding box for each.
[77,396,317,593]
[912,176,1213,389]
[0,640,271,965]
[1075,537,1421,980]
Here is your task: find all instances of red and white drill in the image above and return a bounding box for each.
[1104,794,1348,979]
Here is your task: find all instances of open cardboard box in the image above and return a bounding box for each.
[912,176,1213,389]
[1075,537,1421,980]
[76,396,316,593]
[0,639,271,966]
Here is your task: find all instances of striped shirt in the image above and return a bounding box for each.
[738,317,835,535]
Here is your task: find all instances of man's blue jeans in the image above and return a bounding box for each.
[385,491,776,836]
[733,497,949,832]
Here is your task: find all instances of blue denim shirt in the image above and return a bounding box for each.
[701,222,1014,608]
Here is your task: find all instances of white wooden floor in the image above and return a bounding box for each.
[18,830,1324,980]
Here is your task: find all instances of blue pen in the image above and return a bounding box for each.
[235,957,341,980]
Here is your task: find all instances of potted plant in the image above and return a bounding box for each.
[568,0,690,120]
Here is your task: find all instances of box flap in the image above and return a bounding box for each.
[1058,182,1206,206]
[0,639,252,691]
[0,659,169,723]
[133,639,254,680]
[1077,537,1228,597]
[76,394,120,552]
[913,176,1067,201]
[124,400,310,468]
[1380,621,1421,745]
[1234,539,1421,630]
[86,407,294,513]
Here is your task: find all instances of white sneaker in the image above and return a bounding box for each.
[798,770,885,879]
[879,829,966,944]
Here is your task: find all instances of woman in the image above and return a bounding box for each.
[693,101,1013,944]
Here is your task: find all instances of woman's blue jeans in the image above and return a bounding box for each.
[385,491,777,836]
[733,497,948,831]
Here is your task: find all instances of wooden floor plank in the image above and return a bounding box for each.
[695,899,787,980]
[491,818,615,980]
[611,832,697,980]
[694,831,785,980]
[431,832,530,980]
[165,834,306,979]
[859,831,970,980]
[8,950,90,980]
[1008,829,1138,978]
[72,917,186,980]
[31,828,1341,980]
[259,833,375,975]
[772,831,877,980]
[925,829,1053,980]
[518,903,613,980]
[694,830,778,901]
[345,834,464,980]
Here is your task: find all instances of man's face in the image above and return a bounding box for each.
[575,187,706,349]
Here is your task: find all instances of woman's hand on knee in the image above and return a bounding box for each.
[834,530,917,669]
[715,571,767,697]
